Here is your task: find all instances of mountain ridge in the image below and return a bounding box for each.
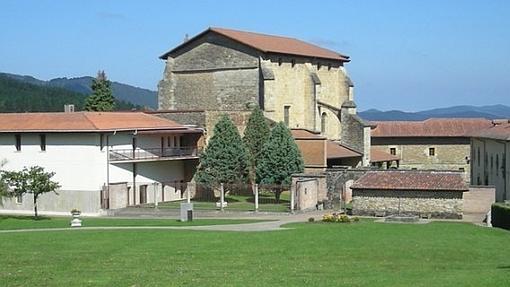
[359,104,510,121]
[0,72,158,108]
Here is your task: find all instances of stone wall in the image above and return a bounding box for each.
[324,168,371,204]
[372,137,471,180]
[158,33,261,111]
[352,189,464,219]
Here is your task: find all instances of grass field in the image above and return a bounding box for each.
[157,191,291,212]
[0,219,509,286]
[0,215,265,230]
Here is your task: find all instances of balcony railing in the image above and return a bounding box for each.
[109,146,199,162]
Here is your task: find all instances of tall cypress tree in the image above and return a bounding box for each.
[256,122,304,202]
[243,106,270,183]
[195,114,248,188]
[84,70,115,111]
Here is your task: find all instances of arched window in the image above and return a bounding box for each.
[321,112,327,134]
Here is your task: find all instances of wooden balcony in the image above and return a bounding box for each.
[109,146,199,163]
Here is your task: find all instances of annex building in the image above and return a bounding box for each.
[0,112,202,215]
[371,118,492,179]
[471,120,510,202]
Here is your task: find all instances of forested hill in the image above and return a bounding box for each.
[1,72,157,108]
[0,74,140,112]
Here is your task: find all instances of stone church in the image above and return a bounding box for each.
[157,27,371,166]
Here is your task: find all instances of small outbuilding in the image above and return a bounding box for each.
[351,170,469,219]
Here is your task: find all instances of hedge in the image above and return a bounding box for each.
[491,203,510,230]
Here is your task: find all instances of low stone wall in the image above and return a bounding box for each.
[352,189,464,219]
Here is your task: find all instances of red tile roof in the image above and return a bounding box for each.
[473,121,510,141]
[370,148,400,163]
[351,171,468,192]
[327,141,362,159]
[290,129,325,139]
[371,118,493,138]
[0,112,194,133]
[161,27,350,62]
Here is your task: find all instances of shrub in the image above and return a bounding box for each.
[322,213,355,223]
[308,217,315,223]
[491,203,510,230]
[353,217,360,222]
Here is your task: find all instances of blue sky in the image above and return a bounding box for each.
[1,0,509,111]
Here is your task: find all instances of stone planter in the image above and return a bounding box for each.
[70,212,82,227]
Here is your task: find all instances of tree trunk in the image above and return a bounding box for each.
[33,194,38,219]
[275,184,282,204]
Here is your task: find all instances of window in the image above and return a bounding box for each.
[490,155,494,171]
[284,106,290,126]
[390,148,396,155]
[429,148,435,156]
[40,134,46,151]
[477,147,480,167]
[496,155,499,175]
[321,112,327,134]
[15,194,22,204]
[100,134,105,151]
[15,134,21,151]
[459,168,465,172]
[139,185,147,204]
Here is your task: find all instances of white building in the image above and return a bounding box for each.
[0,112,202,215]
[471,120,510,202]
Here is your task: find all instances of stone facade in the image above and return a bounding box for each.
[352,189,464,219]
[158,28,370,163]
[372,137,471,180]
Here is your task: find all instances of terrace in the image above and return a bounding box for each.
[108,146,200,163]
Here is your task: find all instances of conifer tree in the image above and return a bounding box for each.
[243,106,270,183]
[195,115,248,188]
[84,70,115,111]
[256,122,304,202]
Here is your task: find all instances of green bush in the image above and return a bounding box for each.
[308,217,315,223]
[491,203,510,230]
[322,213,354,223]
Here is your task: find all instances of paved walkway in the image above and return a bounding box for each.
[0,211,327,234]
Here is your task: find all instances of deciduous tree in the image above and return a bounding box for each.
[1,166,60,218]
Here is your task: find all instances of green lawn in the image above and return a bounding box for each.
[157,191,290,212]
[1,220,509,286]
[0,215,264,230]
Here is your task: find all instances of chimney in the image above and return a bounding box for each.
[183,33,189,42]
[64,104,75,113]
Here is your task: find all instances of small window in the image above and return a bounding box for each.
[15,194,22,204]
[321,112,327,134]
[40,134,46,151]
[390,148,396,155]
[477,147,481,167]
[15,134,21,151]
[100,134,105,151]
[429,148,435,156]
[459,168,465,172]
[284,106,290,126]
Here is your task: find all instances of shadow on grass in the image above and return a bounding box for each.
[496,265,510,270]
[0,215,51,221]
